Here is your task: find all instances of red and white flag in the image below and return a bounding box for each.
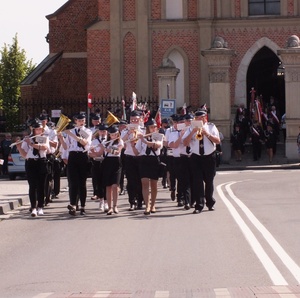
[155,109,161,129]
[88,93,93,109]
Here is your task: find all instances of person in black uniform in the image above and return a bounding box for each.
[183,109,220,214]
[59,113,92,216]
[249,120,263,161]
[265,122,277,163]
[16,120,50,217]
[230,124,244,162]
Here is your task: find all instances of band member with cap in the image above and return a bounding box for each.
[121,110,145,211]
[167,115,190,209]
[183,109,220,214]
[118,120,128,196]
[132,118,163,215]
[16,120,50,217]
[39,114,58,205]
[99,125,124,215]
[90,115,101,134]
[88,123,109,212]
[59,112,92,216]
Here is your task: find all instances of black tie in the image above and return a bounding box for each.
[186,146,191,154]
[33,140,40,157]
[199,139,204,155]
[75,128,84,148]
[146,137,152,155]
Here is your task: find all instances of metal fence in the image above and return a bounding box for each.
[9,95,160,131]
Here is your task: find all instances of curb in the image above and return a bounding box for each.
[0,196,30,215]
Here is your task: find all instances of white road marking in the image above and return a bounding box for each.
[154,291,169,297]
[93,291,112,297]
[217,182,288,285]
[225,182,300,284]
[32,294,54,298]
[272,285,297,297]
[214,288,231,297]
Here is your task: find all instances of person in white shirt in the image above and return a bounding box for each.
[183,109,220,214]
[98,125,124,215]
[17,120,50,217]
[58,113,92,216]
[132,118,163,215]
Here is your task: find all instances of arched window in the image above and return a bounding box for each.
[249,0,280,15]
[166,0,183,19]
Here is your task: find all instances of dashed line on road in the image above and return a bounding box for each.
[32,293,54,298]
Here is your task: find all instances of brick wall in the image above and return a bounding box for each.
[123,0,136,21]
[48,0,98,53]
[152,28,200,106]
[98,0,110,21]
[87,29,111,97]
[151,0,161,20]
[123,32,137,97]
[188,0,198,19]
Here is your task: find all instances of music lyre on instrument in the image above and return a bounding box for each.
[191,120,203,140]
[176,123,186,131]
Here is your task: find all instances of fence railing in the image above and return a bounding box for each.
[8,95,160,131]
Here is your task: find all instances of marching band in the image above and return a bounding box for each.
[14,106,222,218]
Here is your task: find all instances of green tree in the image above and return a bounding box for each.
[0,34,35,131]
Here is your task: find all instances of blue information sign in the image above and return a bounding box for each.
[160,99,176,118]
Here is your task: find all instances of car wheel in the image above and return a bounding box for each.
[8,174,16,180]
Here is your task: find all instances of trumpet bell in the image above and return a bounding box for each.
[105,111,120,127]
[55,114,71,133]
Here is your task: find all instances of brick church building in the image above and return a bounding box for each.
[20,0,300,160]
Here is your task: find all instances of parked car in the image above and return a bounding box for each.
[7,146,26,180]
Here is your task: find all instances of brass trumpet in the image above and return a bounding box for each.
[195,128,203,140]
[55,114,71,133]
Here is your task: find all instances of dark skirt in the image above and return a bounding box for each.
[102,157,122,187]
[139,155,159,180]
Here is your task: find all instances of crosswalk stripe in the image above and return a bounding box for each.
[93,291,112,297]
[154,291,169,297]
[214,288,231,297]
[32,293,54,298]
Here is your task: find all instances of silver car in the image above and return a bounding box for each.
[7,147,26,180]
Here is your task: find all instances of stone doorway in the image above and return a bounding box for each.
[246,46,285,118]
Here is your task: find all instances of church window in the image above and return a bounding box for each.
[249,0,280,15]
[166,0,183,19]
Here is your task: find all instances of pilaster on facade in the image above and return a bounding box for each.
[278,45,300,159]
[201,47,236,162]
[156,59,180,101]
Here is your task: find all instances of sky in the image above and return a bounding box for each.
[0,0,67,65]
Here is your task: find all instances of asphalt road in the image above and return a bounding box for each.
[0,170,300,298]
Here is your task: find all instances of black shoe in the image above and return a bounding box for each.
[170,191,176,201]
[208,206,215,211]
[129,204,136,211]
[67,205,76,216]
[136,203,143,210]
[80,208,86,215]
[184,204,190,210]
[119,190,125,195]
[107,208,113,215]
[177,201,184,207]
[144,210,151,215]
[193,209,201,214]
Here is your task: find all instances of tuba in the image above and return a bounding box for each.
[105,111,120,127]
[55,114,71,133]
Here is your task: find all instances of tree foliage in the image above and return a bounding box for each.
[0,34,35,131]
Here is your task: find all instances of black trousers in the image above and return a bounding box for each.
[178,155,191,206]
[189,153,216,211]
[26,159,48,209]
[167,155,176,191]
[91,160,105,199]
[125,155,143,206]
[68,152,89,207]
